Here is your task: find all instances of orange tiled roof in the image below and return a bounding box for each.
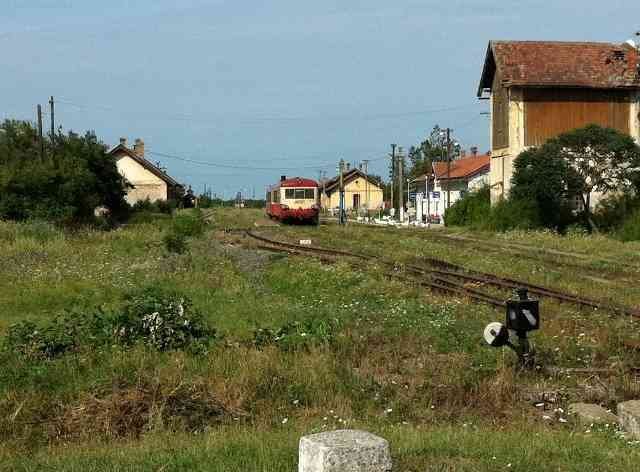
[432,154,490,180]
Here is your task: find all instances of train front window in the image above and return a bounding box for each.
[284,188,315,199]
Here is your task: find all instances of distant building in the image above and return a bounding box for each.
[478,40,640,204]
[321,168,384,212]
[108,138,183,204]
[413,153,490,220]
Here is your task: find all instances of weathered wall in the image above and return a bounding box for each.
[489,88,639,205]
[322,178,383,211]
[631,91,640,143]
[489,88,524,203]
[116,154,168,204]
[524,89,631,146]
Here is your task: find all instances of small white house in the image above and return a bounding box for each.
[413,154,490,222]
[108,138,183,205]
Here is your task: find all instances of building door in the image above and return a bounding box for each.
[353,193,360,209]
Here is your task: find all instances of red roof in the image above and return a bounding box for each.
[272,177,318,189]
[478,41,640,96]
[432,154,490,180]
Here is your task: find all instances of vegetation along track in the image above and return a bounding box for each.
[245,230,640,317]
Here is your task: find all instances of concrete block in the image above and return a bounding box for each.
[299,429,392,472]
[618,400,640,439]
[568,403,617,426]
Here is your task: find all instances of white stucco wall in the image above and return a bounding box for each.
[116,155,168,204]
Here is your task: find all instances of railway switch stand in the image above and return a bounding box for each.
[483,288,540,369]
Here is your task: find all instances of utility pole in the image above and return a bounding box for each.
[49,96,55,159]
[446,128,452,211]
[362,159,370,218]
[49,97,55,137]
[390,144,396,219]
[420,149,431,225]
[37,104,44,159]
[339,159,346,225]
[398,146,404,222]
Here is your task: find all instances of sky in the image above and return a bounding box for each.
[2,1,639,199]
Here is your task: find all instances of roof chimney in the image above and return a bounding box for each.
[280,175,287,182]
[470,146,478,157]
[119,137,127,147]
[133,138,145,158]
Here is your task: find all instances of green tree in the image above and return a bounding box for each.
[510,145,579,230]
[0,120,129,223]
[552,125,640,229]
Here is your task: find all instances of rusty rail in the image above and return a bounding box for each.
[245,231,640,318]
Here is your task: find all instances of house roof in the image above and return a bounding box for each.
[108,144,182,187]
[270,177,318,189]
[428,154,490,181]
[323,168,382,194]
[478,41,640,97]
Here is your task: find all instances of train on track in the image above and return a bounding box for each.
[266,176,320,225]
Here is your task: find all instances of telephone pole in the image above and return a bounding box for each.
[338,159,346,225]
[446,128,452,211]
[37,104,44,159]
[398,146,404,222]
[390,144,397,219]
[362,159,370,216]
[49,96,55,158]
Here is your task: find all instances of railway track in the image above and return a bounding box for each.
[245,230,640,317]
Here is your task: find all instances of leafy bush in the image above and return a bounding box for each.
[163,211,207,253]
[5,310,111,360]
[618,209,640,242]
[3,288,216,359]
[0,120,129,224]
[594,193,640,232]
[132,198,177,215]
[510,146,578,230]
[112,287,215,352]
[485,198,542,232]
[163,231,188,254]
[444,186,490,228]
[253,318,338,351]
[172,211,206,238]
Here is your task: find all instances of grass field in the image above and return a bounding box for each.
[1,208,640,471]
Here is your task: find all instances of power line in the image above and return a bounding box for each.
[148,150,343,171]
[57,97,481,125]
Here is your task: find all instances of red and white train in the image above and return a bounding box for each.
[266,176,320,225]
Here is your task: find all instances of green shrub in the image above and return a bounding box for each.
[444,186,490,228]
[594,193,640,232]
[486,198,541,232]
[5,310,111,360]
[162,211,207,253]
[172,211,206,238]
[618,209,640,242]
[0,120,129,224]
[163,231,188,254]
[132,198,177,215]
[3,287,216,358]
[113,287,215,352]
